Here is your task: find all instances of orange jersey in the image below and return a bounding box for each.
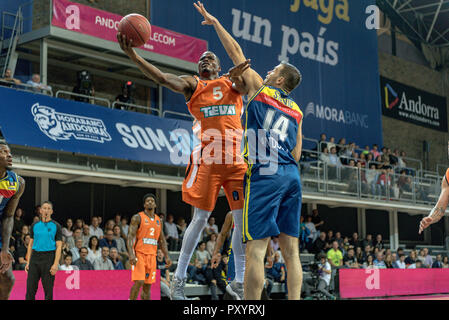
[187,76,244,162]
[446,168,449,185]
[134,211,161,255]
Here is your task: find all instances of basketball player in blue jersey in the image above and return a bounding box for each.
[0,142,25,299]
[195,2,303,300]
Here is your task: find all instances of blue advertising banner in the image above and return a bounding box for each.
[152,0,382,149]
[0,87,196,166]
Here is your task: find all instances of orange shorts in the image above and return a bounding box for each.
[131,252,157,284]
[182,160,247,212]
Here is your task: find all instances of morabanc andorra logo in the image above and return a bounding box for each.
[384,83,399,109]
[31,103,112,143]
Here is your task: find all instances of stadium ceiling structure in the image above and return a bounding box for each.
[378,0,449,68]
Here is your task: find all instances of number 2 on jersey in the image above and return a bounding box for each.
[263,109,290,142]
[150,228,155,236]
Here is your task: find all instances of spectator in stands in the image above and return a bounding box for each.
[157,249,171,298]
[94,247,114,270]
[305,215,318,242]
[82,224,91,247]
[371,144,380,159]
[432,254,443,268]
[396,247,405,257]
[70,238,84,262]
[59,254,74,271]
[408,260,423,269]
[393,254,406,269]
[336,138,346,155]
[62,218,74,239]
[299,215,311,252]
[114,84,136,111]
[66,227,82,250]
[373,234,384,250]
[366,153,374,167]
[89,217,104,239]
[327,241,343,269]
[442,256,449,268]
[75,219,84,230]
[60,241,70,265]
[363,254,374,269]
[87,236,101,263]
[121,216,129,238]
[196,241,211,270]
[12,208,25,240]
[405,250,417,266]
[311,209,324,232]
[343,160,358,192]
[362,145,370,156]
[271,236,280,252]
[417,249,426,265]
[340,142,355,165]
[109,247,124,270]
[343,247,359,269]
[341,236,350,254]
[0,68,21,87]
[327,137,336,152]
[104,219,115,234]
[73,247,94,270]
[397,151,407,169]
[355,246,364,264]
[266,251,286,295]
[113,225,128,262]
[176,217,187,241]
[312,232,328,254]
[327,230,335,244]
[390,149,399,166]
[206,253,228,300]
[363,245,373,261]
[363,234,374,249]
[422,248,433,268]
[99,230,117,250]
[15,233,31,270]
[319,147,331,164]
[203,217,219,240]
[384,253,394,268]
[206,233,217,257]
[350,232,363,249]
[397,170,412,197]
[334,232,343,248]
[113,214,122,228]
[318,133,327,152]
[373,252,386,268]
[27,73,52,93]
[328,147,342,179]
[165,214,181,251]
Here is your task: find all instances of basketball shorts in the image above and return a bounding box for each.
[242,163,302,242]
[182,160,247,212]
[131,252,157,284]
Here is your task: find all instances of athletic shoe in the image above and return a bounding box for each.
[226,280,244,300]
[170,276,188,300]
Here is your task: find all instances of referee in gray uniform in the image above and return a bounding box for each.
[25,201,62,300]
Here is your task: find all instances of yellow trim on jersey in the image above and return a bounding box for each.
[243,162,253,242]
[260,86,303,115]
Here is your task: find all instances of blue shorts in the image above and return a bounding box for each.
[242,163,302,242]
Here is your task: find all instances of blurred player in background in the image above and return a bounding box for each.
[0,141,25,299]
[195,1,303,300]
[118,20,248,300]
[127,193,171,300]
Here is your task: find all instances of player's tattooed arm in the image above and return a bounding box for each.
[158,226,172,269]
[419,176,449,234]
[127,213,140,265]
[0,176,25,273]
[116,32,196,100]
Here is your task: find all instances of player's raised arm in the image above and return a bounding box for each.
[419,175,449,234]
[0,176,25,274]
[117,33,197,100]
[194,1,263,95]
[127,213,140,266]
[211,212,233,268]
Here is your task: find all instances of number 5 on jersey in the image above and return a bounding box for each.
[263,109,290,142]
[213,87,223,100]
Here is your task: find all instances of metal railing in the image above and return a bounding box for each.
[111,100,161,116]
[55,90,111,108]
[300,159,441,206]
[0,79,53,96]
[162,110,194,120]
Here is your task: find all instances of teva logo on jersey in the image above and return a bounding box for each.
[200,105,236,118]
[304,102,368,128]
[31,103,112,143]
[384,83,399,109]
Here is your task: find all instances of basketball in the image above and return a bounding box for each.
[118,14,151,47]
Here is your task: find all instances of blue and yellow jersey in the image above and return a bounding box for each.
[0,170,20,246]
[243,86,303,167]
[0,170,20,216]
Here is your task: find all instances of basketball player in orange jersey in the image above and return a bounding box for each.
[117,32,248,300]
[127,193,172,300]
